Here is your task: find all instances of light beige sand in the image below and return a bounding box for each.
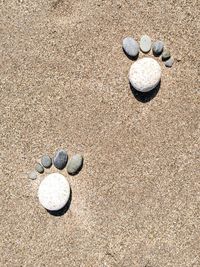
[0,0,200,266]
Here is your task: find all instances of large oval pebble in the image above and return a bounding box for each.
[140,35,151,53]
[129,57,161,92]
[67,154,83,175]
[53,149,68,170]
[38,173,70,211]
[122,37,139,57]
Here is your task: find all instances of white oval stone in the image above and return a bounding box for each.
[129,57,161,92]
[140,35,151,53]
[38,173,70,211]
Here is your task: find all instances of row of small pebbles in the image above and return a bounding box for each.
[122,35,174,67]
[29,149,83,179]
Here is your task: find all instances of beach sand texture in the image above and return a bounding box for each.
[0,0,199,266]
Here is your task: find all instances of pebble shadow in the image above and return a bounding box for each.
[123,48,139,61]
[47,188,72,217]
[130,81,161,103]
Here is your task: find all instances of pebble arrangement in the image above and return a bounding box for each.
[28,148,84,212]
[123,34,174,92]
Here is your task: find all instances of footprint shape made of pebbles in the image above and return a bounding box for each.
[28,149,84,214]
[122,34,174,94]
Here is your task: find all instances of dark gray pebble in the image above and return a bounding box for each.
[152,40,164,55]
[67,154,83,175]
[122,37,139,58]
[35,163,44,173]
[162,49,171,60]
[53,149,68,170]
[165,57,174,67]
[41,155,52,168]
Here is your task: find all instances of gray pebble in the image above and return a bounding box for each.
[41,155,52,168]
[152,40,164,55]
[165,57,174,67]
[122,37,139,57]
[28,171,37,180]
[140,35,151,53]
[67,154,83,175]
[35,163,44,173]
[53,149,68,170]
[162,49,171,60]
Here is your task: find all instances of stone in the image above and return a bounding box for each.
[38,173,70,211]
[67,154,83,175]
[53,149,68,170]
[28,171,37,180]
[122,37,139,57]
[162,49,171,60]
[35,163,44,173]
[165,57,174,67]
[152,40,164,55]
[140,35,151,53]
[129,57,161,92]
[41,155,52,168]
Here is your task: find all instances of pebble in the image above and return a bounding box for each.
[67,154,83,175]
[28,171,37,180]
[41,155,52,168]
[53,149,68,170]
[38,173,70,211]
[152,40,164,55]
[129,57,161,92]
[140,35,151,53]
[122,37,139,57]
[162,49,171,60]
[35,163,44,173]
[165,57,174,67]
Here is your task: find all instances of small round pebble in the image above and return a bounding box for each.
[53,149,68,170]
[140,35,151,53]
[41,155,52,168]
[162,49,171,60]
[122,37,139,57]
[129,57,161,92]
[38,173,70,211]
[165,57,174,67]
[67,154,83,175]
[152,40,164,55]
[28,171,37,180]
[35,163,44,174]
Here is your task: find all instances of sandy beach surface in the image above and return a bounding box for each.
[0,0,199,266]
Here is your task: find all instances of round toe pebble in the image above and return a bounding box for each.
[152,40,164,55]
[28,171,37,180]
[129,57,161,92]
[41,155,52,168]
[165,57,174,67]
[162,49,171,60]
[140,35,151,53]
[38,173,70,211]
[122,37,139,57]
[53,149,68,170]
[35,163,44,173]
[67,154,83,175]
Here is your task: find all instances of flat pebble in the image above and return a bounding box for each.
[41,155,52,168]
[53,149,68,170]
[67,154,83,175]
[28,171,37,180]
[152,40,164,55]
[122,37,139,57]
[162,49,171,60]
[165,57,174,67]
[140,35,151,53]
[35,163,44,173]
[38,173,70,211]
[129,57,161,92]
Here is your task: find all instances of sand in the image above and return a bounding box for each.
[0,0,199,266]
